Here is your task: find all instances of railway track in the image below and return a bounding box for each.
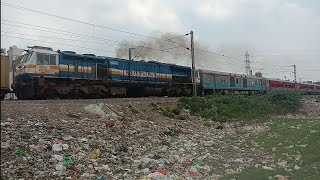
[0,96,179,104]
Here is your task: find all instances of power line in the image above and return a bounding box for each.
[2,19,247,66]
[132,43,147,60]
[1,22,193,59]
[1,31,120,46]
[301,70,320,72]
[1,19,194,55]
[1,1,186,44]
[1,20,121,44]
[195,48,244,61]
[1,34,115,55]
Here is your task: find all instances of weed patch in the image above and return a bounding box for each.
[178,91,302,122]
[223,119,320,179]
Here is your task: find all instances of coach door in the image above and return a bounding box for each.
[243,78,248,88]
[97,63,108,81]
[74,62,79,77]
[230,77,235,88]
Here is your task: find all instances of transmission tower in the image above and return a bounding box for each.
[245,51,251,76]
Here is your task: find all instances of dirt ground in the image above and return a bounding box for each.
[1,96,319,179]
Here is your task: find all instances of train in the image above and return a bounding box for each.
[1,55,12,100]
[3,45,320,100]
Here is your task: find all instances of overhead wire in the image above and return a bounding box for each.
[3,2,293,76]
[2,29,247,68]
[1,2,169,41]
[132,43,147,60]
[1,34,115,55]
[1,21,194,59]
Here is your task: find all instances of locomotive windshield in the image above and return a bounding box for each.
[20,52,33,63]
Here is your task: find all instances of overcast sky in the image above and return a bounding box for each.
[1,0,320,81]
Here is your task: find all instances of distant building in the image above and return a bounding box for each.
[7,45,24,71]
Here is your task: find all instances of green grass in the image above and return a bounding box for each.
[160,106,188,120]
[223,118,320,180]
[162,109,175,118]
[178,91,302,122]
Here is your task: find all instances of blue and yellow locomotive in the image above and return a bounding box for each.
[14,46,193,99]
[13,46,320,99]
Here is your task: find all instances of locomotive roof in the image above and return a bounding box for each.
[60,51,105,60]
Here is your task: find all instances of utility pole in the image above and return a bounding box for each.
[129,48,134,60]
[245,51,251,76]
[190,30,196,96]
[293,64,297,90]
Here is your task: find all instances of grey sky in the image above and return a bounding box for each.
[1,0,319,81]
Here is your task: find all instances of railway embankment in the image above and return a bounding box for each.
[1,95,319,179]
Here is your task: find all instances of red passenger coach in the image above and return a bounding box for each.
[269,80,284,90]
[299,83,309,91]
[283,81,295,90]
[316,85,320,93]
[268,79,296,91]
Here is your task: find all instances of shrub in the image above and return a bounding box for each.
[177,114,188,120]
[178,91,302,122]
[162,109,175,118]
[172,107,181,115]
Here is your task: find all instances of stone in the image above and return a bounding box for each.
[142,168,150,174]
[147,172,168,180]
[53,154,63,161]
[52,143,69,151]
[55,163,66,171]
[262,166,274,171]
[274,175,286,180]
[277,160,287,167]
[63,135,73,141]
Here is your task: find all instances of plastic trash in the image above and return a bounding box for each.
[114,146,128,156]
[151,168,168,175]
[82,165,89,172]
[90,149,101,159]
[63,156,73,166]
[13,149,27,156]
[188,170,200,177]
[193,161,203,166]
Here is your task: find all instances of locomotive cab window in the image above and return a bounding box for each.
[21,52,33,63]
[36,53,57,65]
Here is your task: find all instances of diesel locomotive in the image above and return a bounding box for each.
[10,46,320,100]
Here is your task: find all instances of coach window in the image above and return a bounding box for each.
[37,53,56,65]
[36,53,44,65]
[236,78,239,84]
[43,54,50,65]
[50,55,56,65]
